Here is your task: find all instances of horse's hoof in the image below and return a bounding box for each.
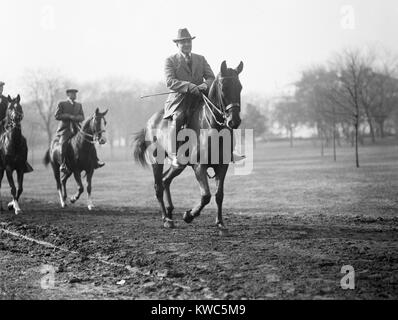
[15,209,22,215]
[61,203,67,208]
[183,210,195,224]
[88,205,94,211]
[70,197,76,204]
[163,219,175,229]
[218,228,229,237]
[217,224,229,236]
[7,202,14,211]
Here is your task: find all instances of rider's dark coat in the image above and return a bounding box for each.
[0,95,8,130]
[164,52,215,119]
[55,100,84,142]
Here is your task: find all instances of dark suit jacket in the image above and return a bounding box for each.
[55,100,85,140]
[164,52,215,118]
[0,95,8,125]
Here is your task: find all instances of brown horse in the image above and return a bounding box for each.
[133,61,243,234]
[0,95,32,215]
[44,108,108,210]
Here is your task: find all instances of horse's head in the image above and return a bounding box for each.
[89,108,108,145]
[7,94,24,125]
[216,61,244,129]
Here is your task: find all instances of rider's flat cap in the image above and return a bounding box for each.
[66,88,78,94]
[173,28,196,42]
[0,81,5,86]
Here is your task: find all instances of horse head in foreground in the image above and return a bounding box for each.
[0,94,32,215]
[133,61,244,235]
[44,108,108,210]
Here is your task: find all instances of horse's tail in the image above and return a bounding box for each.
[43,149,51,167]
[133,128,149,167]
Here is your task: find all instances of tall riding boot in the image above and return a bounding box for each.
[60,142,68,173]
[168,118,183,168]
[94,157,105,169]
[24,161,34,173]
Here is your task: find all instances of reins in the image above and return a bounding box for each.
[201,75,240,128]
[77,116,106,145]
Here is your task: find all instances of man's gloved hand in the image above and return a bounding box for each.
[188,84,202,97]
[197,83,208,92]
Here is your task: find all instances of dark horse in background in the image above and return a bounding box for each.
[44,108,108,210]
[0,95,33,215]
[134,61,244,234]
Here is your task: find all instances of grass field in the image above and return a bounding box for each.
[21,139,398,217]
[0,139,397,299]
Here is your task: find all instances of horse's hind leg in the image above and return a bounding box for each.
[70,171,84,204]
[152,163,174,228]
[162,166,185,219]
[183,165,211,224]
[86,170,94,210]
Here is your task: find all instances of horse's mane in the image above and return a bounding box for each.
[208,73,222,103]
[81,114,94,131]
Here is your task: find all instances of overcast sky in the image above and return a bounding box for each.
[1,0,398,96]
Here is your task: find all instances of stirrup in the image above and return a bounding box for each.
[60,163,69,173]
[95,161,105,169]
[170,155,184,168]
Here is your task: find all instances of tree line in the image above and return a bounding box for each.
[247,48,398,168]
[16,48,398,167]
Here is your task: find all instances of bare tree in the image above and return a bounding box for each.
[295,67,342,159]
[369,71,398,138]
[273,97,303,147]
[23,69,69,145]
[328,49,372,168]
[242,103,268,140]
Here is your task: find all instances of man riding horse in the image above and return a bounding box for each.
[55,89,104,173]
[165,28,244,167]
[0,81,33,173]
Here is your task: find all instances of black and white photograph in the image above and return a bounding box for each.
[0,0,397,305]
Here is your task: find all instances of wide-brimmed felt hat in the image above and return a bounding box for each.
[66,88,78,94]
[173,28,196,42]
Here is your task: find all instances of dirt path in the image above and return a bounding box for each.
[0,199,397,299]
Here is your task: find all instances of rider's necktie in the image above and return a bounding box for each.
[186,56,192,71]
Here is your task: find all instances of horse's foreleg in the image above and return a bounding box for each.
[183,165,211,224]
[60,171,72,208]
[162,166,185,219]
[70,171,84,204]
[214,164,229,234]
[86,170,94,210]
[16,170,24,201]
[5,170,20,215]
[152,163,174,228]
[12,169,24,215]
[51,163,64,208]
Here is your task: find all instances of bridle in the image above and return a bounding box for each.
[202,75,241,128]
[79,115,107,144]
[6,104,24,129]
